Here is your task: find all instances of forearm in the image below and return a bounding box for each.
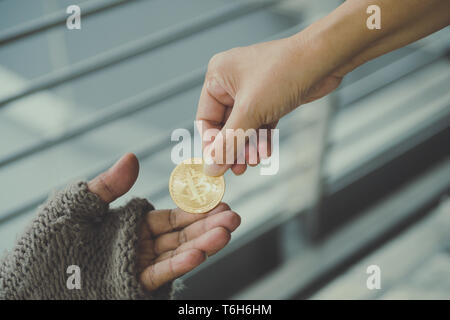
[335,0,450,76]
[287,0,447,87]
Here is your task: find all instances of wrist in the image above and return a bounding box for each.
[286,1,381,86]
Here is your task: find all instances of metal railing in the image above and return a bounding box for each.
[0,0,138,45]
[0,0,279,109]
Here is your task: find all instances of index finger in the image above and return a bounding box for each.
[196,82,231,149]
[144,202,231,236]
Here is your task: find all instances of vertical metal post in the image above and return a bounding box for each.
[304,91,339,242]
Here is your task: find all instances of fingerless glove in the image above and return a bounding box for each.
[0,181,179,300]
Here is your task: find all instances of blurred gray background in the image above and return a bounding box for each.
[0,0,449,299]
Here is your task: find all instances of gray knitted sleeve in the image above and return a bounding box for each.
[0,181,181,300]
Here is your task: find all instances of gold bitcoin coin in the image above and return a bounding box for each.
[169,158,225,214]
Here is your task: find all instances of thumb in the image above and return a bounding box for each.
[203,99,260,176]
[88,153,139,203]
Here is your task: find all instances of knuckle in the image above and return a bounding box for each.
[184,249,204,265]
[171,248,179,258]
[97,173,116,200]
[178,229,188,245]
[153,239,162,255]
[215,226,231,240]
[168,258,176,278]
[224,210,241,228]
[168,209,177,229]
[207,50,235,77]
[207,52,226,72]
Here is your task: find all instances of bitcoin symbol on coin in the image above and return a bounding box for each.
[169,158,225,214]
[182,168,212,205]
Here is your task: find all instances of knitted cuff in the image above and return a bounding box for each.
[0,181,180,300]
[42,181,109,224]
[101,196,172,300]
[107,198,183,300]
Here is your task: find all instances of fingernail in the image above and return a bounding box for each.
[203,162,224,176]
